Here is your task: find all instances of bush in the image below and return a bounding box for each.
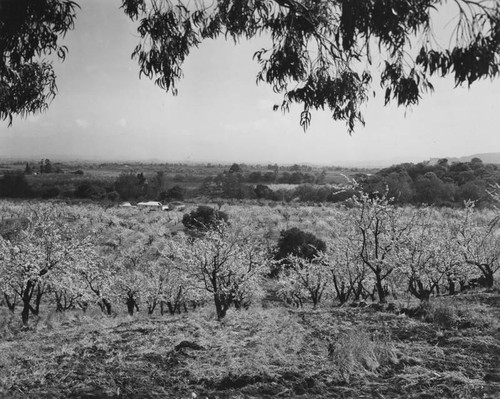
[106,191,120,202]
[275,227,326,262]
[272,228,326,277]
[254,184,273,199]
[182,205,229,232]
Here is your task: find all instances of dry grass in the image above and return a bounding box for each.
[405,295,499,330]
[1,293,500,398]
[329,329,398,382]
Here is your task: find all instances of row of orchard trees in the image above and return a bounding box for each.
[0,202,269,325]
[276,192,500,307]
[0,194,499,325]
[0,203,97,325]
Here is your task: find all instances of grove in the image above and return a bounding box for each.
[1,192,499,325]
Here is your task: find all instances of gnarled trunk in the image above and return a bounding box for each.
[214,292,231,320]
[21,280,35,326]
[126,295,138,316]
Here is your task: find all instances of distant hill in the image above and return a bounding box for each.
[429,152,500,165]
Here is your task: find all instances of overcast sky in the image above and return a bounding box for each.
[1,0,499,166]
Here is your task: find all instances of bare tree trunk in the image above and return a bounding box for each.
[375,273,386,303]
[126,295,137,316]
[29,283,45,316]
[448,278,456,295]
[101,298,112,315]
[482,268,494,288]
[21,280,35,326]
[4,293,17,313]
[214,293,230,320]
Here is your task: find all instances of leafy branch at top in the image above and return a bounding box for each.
[121,0,500,133]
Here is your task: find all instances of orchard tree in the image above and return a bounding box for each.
[488,183,500,203]
[156,252,193,315]
[106,229,165,316]
[0,281,18,313]
[396,208,459,301]
[276,268,308,308]
[50,263,89,312]
[457,201,500,287]
[97,209,189,316]
[175,223,267,319]
[140,242,191,316]
[278,254,329,308]
[87,206,173,315]
[325,233,368,305]
[0,204,94,325]
[352,191,416,303]
[74,248,115,314]
[437,209,477,293]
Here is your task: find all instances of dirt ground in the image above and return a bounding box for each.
[1,292,500,398]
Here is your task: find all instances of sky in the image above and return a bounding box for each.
[1,0,499,166]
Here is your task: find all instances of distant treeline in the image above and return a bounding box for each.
[357,157,500,206]
[0,159,498,206]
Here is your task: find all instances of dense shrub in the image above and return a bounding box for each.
[275,227,326,262]
[106,191,120,202]
[254,184,273,200]
[272,227,326,277]
[182,205,229,232]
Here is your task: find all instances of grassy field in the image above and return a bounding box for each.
[1,291,500,398]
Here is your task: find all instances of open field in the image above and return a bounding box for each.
[1,292,500,398]
[1,198,500,398]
